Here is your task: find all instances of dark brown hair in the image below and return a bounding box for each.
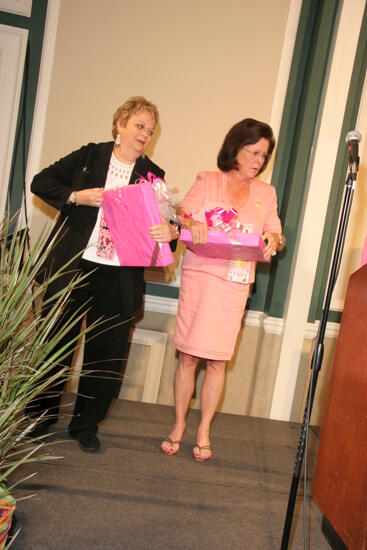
[217,118,275,174]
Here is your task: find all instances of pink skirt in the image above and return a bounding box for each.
[175,269,250,360]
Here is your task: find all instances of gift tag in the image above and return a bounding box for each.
[227,260,250,284]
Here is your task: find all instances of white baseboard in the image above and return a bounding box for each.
[305,321,340,340]
[144,295,286,335]
[143,294,178,315]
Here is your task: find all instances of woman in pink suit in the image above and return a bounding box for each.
[161,118,285,461]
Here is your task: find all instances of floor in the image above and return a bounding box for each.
[9,398,329,549]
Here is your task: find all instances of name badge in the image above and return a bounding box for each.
[227,260,250,284]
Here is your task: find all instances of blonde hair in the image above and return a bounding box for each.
[112,96,159,139]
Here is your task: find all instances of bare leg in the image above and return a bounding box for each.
[193,359,226,460]
[161,352,199,454]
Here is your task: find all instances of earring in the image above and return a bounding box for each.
[114,133,121,148]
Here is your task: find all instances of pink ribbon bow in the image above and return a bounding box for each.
[205,206,251,235]
[137,172,169,202]
[205,207,237,233]
[137,172,177,225]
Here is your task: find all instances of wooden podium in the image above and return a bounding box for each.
[312,263,367,549]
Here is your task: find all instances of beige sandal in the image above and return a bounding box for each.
[161,436,181,456]
[193,444,212,461]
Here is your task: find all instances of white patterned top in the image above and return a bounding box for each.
[82,154,135,265]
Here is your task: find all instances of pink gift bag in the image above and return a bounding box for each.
[179,228,268,262]
[103,183,174,267]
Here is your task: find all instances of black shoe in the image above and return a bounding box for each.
[29,420,55,439]
[70,431,101,453]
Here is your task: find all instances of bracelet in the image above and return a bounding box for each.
[68,191,78,205]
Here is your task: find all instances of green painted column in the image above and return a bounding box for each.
[247,0,340,317]
[0,2,48,217]
[309,3,367,324]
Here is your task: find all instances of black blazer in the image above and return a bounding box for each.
[31,141,166,315]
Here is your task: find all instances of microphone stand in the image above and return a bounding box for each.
[280,159,359,549]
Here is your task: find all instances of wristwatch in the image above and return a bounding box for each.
[278,233,283,248]
[68,191,78,205]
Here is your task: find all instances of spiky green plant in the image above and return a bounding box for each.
[0,213,101,547]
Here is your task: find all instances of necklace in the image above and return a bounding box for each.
[109,154,134,181]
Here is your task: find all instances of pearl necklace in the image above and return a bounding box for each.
[109,153,134,181]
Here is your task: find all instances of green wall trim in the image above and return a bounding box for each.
[0,3,48,216]
[326,309,342,324]
[0,11,32,28]
[145,282,179,300]
[247,0,340,316]
[308,2,367,323]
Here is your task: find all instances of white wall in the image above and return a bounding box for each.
[28,0,291,235]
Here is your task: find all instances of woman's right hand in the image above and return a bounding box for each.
[187,220,208,244]
[177,208,208,244]
[72,187,104,207]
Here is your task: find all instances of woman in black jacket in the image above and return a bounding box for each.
[31,96,177,453]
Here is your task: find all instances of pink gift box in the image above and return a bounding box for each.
[103,183,174,267]
[180,228,268,262]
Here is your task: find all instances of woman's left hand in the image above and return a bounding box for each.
[150,220,178,243]
[262,232,278,261]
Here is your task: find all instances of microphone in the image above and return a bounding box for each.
[345,130,362,175]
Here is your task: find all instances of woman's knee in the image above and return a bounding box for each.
[206,359,226,372]
[179,352,200,369]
